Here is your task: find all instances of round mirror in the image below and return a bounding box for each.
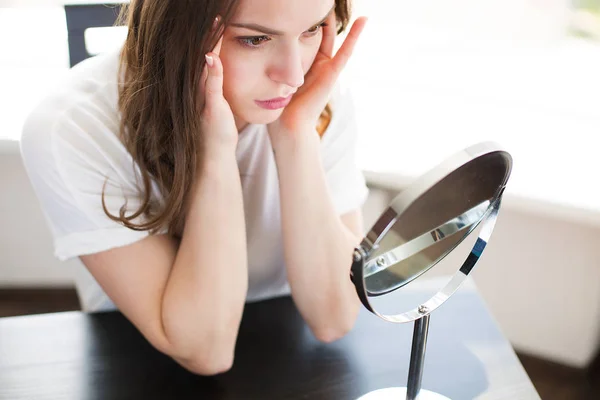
[351,141,512,399]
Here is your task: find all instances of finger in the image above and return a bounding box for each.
[330,16,367,75]
[198,60,209,102]
[203,52,224,108]
[201,17,222,94]
[320,11,337,58]
[199,18,223,113]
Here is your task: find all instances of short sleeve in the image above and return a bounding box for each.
[320,83,370,215]
[20,95,160,261]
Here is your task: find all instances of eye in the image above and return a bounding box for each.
[305,22,328,37]
[238,35,271,49]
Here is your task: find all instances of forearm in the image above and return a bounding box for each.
[162,148,248,370]
[272,131,361,343]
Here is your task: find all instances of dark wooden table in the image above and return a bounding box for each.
[0,280,539,399]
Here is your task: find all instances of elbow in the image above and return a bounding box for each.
[177,352,235,376]
[314,328,348,344]
[157,312,241,376]
[312,315,358,343]
[152,329,237,376]
[311,296,360,343]
[313,323,353,343]
[169,334,236,376]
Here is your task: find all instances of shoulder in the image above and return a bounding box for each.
[21,47,122,144]
[20,48,125,178]
[20,48,144,215]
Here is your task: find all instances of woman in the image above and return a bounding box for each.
[21,0,369,375]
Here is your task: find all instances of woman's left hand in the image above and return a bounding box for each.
[267,14,368,140]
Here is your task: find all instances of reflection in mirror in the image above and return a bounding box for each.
[367,219,484,319]
[363,199,490,296]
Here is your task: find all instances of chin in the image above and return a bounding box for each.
[239,106,284,125]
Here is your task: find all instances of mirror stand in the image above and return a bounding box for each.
[357,312,450,400]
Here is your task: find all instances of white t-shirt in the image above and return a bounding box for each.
[20,47,369,312]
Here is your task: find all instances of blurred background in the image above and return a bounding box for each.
[1,0,599,398]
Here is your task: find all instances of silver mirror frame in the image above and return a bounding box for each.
[350,142,512,323]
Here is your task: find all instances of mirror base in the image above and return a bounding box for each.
[356,387,451,400]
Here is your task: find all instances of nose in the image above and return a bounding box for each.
[267,45,305,90]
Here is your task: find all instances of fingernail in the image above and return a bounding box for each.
[205,54,214,67]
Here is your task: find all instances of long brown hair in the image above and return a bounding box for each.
[104,0,352,238]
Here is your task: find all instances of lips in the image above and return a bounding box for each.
[254,93,294,110]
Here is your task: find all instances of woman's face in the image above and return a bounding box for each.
[219,0,336,130]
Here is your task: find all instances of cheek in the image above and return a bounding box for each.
[221,63,243,99]
[220,51,270,120]
[221,52,254,103]
[303,40,322,72]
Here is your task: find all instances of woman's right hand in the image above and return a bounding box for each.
[198,35,239,153]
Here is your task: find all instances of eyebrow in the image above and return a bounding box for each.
[230,4,335,36]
